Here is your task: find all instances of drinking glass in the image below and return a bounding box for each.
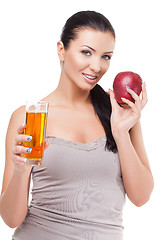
[23,101,48,166]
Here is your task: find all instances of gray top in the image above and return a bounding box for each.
[12,135,125,240]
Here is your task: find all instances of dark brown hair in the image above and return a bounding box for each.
[60,11,117,153]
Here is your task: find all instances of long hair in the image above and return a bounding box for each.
[60,11,117,153]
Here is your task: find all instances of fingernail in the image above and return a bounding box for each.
[126,86,131,89]
[26,148,32,153]
[27,137,32,141]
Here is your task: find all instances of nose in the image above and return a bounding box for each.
[89,58,101,73]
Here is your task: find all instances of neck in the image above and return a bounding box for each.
[51,71,92,109]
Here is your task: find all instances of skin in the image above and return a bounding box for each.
[0,28,154,228]
[44,28,115,109]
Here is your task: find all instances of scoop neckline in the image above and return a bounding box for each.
[46,134,106,145]
[46,135,106,151]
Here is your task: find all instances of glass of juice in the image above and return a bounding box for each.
[23,101,49,166]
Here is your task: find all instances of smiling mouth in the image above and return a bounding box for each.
[82,73,98,80]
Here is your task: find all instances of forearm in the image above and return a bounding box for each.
[115,131,154,206]
[0,169,31,228]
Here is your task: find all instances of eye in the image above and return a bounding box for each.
[102,55,111,60]
[81,50,91,56]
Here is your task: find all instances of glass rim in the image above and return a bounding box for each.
[26,100,49,105]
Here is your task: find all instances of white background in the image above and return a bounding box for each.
[0,0,160,239]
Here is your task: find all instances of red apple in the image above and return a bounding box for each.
[113,71,142,104]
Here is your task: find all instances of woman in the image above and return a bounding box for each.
[0,10,154,240]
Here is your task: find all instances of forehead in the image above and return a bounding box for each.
[70,28,115,52]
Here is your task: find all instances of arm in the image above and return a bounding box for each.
[109,83,154,206]
[115,121,154,206]
[0,107,32,228]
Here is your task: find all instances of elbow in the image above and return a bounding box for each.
[3,217,22,229]
[134,200,148,207]
[5,218,24,229]
[0,201,28,229]
[129,188,154,207]
[131,192,153,207]
[7,222,18,229]
[1,214,27,229]
[129,179,154,207]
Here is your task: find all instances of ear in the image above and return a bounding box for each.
[57,40,65,61]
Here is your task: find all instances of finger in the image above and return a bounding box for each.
[15,135,32,145]
[13,146,32,155]
[121,97,135,108]
[126,87,139,102]
[12,154,27,164]
[126,87,142,111]
[17,123,26,134]
[109,89,120,109]
[141,82,148,108]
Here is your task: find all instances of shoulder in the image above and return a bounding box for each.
[12,105,26,119]
[10,105,26,126]
[6,105,26,141]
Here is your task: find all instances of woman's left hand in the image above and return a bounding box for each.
[109,82,148,140]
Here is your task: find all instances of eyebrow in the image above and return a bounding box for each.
[81,45,113,54]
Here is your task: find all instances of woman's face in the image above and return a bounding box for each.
[58,28,115,90]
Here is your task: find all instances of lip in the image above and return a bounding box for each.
[82,73,98,78]
[82,73,98,84]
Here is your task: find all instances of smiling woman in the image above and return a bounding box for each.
[0,10,153,240]
[57,29,115,92]
[57,12,116,152]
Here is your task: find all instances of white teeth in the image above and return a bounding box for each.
[84,74,96,80]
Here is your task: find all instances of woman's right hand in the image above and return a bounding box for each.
[12,124,50,174]
[12,124,33,173]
